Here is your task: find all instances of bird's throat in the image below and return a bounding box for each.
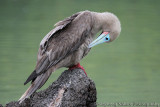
[69,63,87,76]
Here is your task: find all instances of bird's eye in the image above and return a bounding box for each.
[106,37,108,40]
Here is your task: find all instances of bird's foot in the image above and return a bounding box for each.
[69,63,87,76]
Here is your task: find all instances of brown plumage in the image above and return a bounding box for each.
[19,10,121,103]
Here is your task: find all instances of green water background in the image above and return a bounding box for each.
[0,0,160,106]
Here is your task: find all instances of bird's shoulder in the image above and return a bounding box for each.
[40,11,93,54]
[39,12,81,54]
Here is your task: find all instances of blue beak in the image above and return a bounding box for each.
[88,32,110,48]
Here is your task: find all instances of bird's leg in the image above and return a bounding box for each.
[69,63,87,76]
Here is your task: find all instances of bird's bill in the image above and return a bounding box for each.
[88,32,110,48]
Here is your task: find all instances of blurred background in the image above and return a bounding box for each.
[0,0,160,105]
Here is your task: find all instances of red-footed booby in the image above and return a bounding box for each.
[19,10,121,103]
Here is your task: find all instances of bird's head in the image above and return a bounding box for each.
[89,12,121,48]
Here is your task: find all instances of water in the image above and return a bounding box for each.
[0,0,160,105]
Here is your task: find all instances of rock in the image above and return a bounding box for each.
[4,69,97,107]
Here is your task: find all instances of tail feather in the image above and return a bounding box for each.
[19,70,53,104]
[24,70,37,85]
[24,57,49,85]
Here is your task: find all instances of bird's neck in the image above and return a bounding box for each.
[90,12,101,34]
[91,12,116,34]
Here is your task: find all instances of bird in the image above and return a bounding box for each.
[19,10,121,103]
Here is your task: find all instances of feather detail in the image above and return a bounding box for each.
[40,12,81,55]
[19,69,53,104]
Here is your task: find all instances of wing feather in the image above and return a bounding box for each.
[46,11,93,69]
[24,11,93,84]
[40,12,81,55]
